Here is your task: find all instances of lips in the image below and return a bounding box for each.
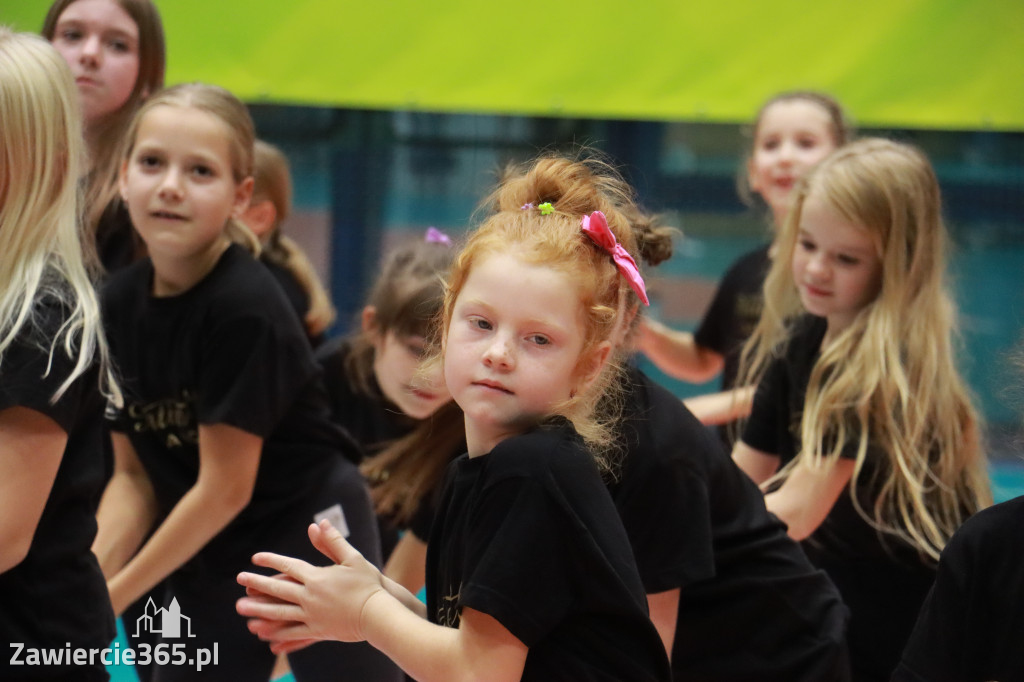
[802,282,830,298]
[473,379,512,394]
[410,387,440,401]
[150,210,186,221]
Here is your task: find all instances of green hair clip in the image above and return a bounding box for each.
[538,202,554,215]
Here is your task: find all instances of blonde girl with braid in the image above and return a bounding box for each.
[732,138,991,682]
[241,139,336,345]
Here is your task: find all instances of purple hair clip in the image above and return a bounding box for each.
[520,202,535,211]
[580,211,650,306]
[424,227,452,246]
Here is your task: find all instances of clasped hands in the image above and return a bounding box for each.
[235,519,385,654]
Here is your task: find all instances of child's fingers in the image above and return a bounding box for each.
[236,595,305,623]
[244,572,300,598]
[270,638,318,655]
[246,615,316,644]
[250,551,314,580]
[309,519,362,565]
[237,570,306,604]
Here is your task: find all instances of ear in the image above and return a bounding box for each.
[575,340,612,396]
[361,305,379,335]
[242,199,277,239]
[231,176,255,218]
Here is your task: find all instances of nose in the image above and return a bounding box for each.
[80,34,102,64]
[482,334,514,370]
[806,252,830,280]
[777,140,796,165]
[158,167,184,200]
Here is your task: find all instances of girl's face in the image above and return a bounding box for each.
[369,323,451,420]
[51,0,140,127]
[792,190,883,335]
[748,99,839,224]
[120,105,252,263]
[444,251,607,456]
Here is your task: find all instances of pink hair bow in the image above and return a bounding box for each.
[580,211,649,306]
[424,227,452,246]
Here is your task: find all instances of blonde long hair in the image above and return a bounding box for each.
[42,0,165,268]
[251,140,336,336]
[0,29,116,401]
[740,138,991,560]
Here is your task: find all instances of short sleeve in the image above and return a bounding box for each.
[198,310,316,436]
[741,356,789,455]
[459,476,575,646]
[0,305,85,433]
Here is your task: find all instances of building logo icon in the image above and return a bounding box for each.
[133,597,196,638]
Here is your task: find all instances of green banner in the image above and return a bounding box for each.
[4,0,1021,130]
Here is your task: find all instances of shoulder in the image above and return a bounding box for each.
[784,314,827,358]
[101,257,150,306]
[621,367,711,463]
[948,496,1024,555]
[720,243,772,281]
[488,420,599,483]
[207,245,287,306]
[189,246,303,333]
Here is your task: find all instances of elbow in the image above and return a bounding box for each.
[773,505,821,542]
[222,486,253,516]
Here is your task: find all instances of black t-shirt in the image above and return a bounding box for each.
[742,315,936,681]
[102,244,360,565]
[426,419,671,681]
[693,244,771,391]
[613,367,849,681]
[96,200,143,275]
[316,337,419,462]
[260,254,325,348]
[893,494,1024,682]
[0,296,114,679]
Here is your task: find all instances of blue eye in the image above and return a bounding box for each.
[529,335,550,346]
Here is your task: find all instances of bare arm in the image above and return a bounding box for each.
[93,432,159,578]
[106,423,262,614]
[765,458,855,540]
[384,531,428,595]
[731,440,781,486]
[0,407,67,573]
[682,386,755,426]
[637,318,724,384]
[647,588,680,657]
[238,521,527,682]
